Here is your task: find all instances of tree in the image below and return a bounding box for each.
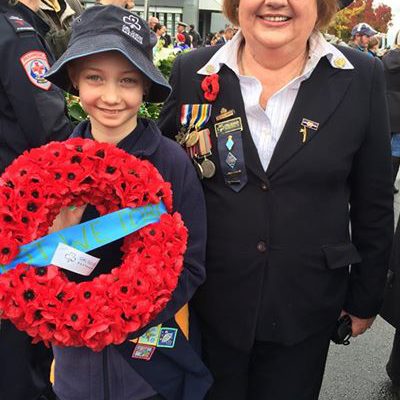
[328,0,392,42]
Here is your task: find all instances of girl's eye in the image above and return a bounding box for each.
[121,77,137,85]
[86,75,102,82]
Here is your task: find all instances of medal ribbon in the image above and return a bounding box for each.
[180,104,212,131]
[216,130,248,193]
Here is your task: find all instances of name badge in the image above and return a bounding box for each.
[214,117,243,137]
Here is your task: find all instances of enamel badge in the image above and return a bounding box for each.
[300,118,319,143]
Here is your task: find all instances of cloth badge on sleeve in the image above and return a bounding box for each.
[138,325,162,346]
[132,344,156,361]
[157,327,178,348]
[20,51,51,91]
[6,15,35,32]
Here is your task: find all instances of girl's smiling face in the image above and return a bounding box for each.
[70,51,147,144]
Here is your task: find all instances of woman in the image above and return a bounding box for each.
[158,0,393,399]
[152,22,166,54]
[0,0,72,398]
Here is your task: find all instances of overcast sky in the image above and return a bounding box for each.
[375,0,400,43]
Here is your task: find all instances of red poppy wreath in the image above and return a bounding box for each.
[0,139,187,351]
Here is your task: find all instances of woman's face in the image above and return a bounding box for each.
[238,0,318,52]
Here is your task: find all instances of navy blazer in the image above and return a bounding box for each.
[158,45,394,350]
[383,48,400,132]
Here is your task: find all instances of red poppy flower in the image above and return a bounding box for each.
[201,73,220,102]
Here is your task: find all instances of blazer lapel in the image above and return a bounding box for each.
[266,58,354,178]
[214,66,268,183]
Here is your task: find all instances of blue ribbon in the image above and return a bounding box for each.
[0,202,167,274]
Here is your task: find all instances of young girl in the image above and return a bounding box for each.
[45,5,211,400]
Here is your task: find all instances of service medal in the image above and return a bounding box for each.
[201,158,216,178]
[185,130,200,148]
[175,129,189,145]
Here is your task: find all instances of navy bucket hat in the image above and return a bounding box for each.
[45,5,171,103]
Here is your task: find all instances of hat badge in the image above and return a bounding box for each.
[123,15,141,31]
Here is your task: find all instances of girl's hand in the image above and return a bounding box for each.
[48,205,87,234]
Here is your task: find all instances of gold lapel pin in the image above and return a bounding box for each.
[300,126,308,143]
[334,57,346,69]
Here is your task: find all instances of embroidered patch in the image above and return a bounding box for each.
[20,51,51,91]
[157,327,178,348]
[6,15,35,32]
[138,325,162,346]
[131,343,156,361]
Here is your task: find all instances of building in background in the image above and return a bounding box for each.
[134,0,229,38]
[82,0,229,39]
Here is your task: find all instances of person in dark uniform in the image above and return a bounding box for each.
[382,33,400,192]
[189,24,202,48]
[0,0,73,399]
[38,0,84,59]
[158,0,393,398]
[380,30,400,396]
[175,21,191,47]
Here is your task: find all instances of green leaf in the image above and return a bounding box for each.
[68,102,87,123]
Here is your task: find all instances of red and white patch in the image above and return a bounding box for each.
[20,51,51,91]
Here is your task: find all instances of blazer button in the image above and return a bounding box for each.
[257,241,267,253]
[261,182,269,191]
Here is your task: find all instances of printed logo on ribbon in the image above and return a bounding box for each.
[20,51,51,91]
[122,15,143,44]
[157,327,178,348]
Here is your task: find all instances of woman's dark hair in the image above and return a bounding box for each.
[153,23,162,33]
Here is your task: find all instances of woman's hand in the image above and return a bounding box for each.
[48,205,87,234]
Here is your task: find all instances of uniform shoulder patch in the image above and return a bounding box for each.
[6,14,35,33]
[20,51,52,91]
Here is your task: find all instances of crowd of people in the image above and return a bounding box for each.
[0,0,400,399]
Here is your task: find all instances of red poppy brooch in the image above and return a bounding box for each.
[201,73,220,102]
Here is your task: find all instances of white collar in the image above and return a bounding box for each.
[197,30,354,76]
